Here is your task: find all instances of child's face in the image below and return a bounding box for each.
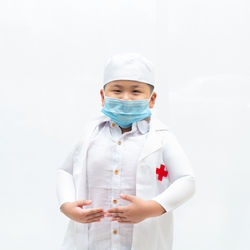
[100,80,157,109]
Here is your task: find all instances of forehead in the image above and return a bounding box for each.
[105,80,149,89]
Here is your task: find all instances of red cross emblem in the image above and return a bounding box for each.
[156,164,168,181]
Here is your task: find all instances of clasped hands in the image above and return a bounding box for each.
[60,194,166,224]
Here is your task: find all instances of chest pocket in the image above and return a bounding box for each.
[137,148,170,197]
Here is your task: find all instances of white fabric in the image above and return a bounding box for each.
[56,114,196,250]
[85,118,149,250]
[103,53,155,86]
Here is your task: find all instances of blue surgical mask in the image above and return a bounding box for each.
[101,95,152,128]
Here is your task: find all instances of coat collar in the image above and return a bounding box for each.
[107,116,150,135]
[91,113,168,131]
[138,115,168,162]
[90,114,168,163]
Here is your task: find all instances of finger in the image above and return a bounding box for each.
[76,200,92,207]
[85,213,104,221]
[107,206,124,213]
[109,215,127,221]
[120,194,136,202]
[118,220,133,224]
[79,209,104,219]
[85,210,105,218]
[79,211,104,221]
[90,218,102,223]
[106,212,124,217]
[84,208,105,215]
[86,217,103,223]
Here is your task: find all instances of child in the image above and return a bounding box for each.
[56,53,196,250]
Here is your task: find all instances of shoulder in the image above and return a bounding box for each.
[149,115,180,142]
[72,114,110,152]
[83,114,110,129]
[150,115,169,132]
[79,114,109,134]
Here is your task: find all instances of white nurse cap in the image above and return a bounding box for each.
[103,52,155,87]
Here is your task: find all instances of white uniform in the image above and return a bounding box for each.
[56,114,196,250]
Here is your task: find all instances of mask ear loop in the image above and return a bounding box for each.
[103,85,108,99]
[148,91,154,102]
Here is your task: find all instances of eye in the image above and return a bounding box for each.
[133,90,141,93]
[113,89,121,93]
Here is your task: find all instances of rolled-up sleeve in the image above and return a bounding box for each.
[152,132,196,213]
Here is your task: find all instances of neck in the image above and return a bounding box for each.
[119,116,151,134]
[120,126,132,134]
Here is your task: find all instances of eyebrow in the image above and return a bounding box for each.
[130,85,143,88]
[110,84,123,88]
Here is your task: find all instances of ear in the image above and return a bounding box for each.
[100,89,105,107]
[149,92,157,109]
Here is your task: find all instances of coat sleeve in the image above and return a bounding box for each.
[152,131,196,213]
[56,140,82,209]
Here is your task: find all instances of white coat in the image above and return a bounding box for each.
[56,114,196,250]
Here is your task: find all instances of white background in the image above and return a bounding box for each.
[0,0,249,249]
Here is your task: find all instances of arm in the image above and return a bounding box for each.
[56,143,79,209]
[56,140,105,223]
[151,131,196,213]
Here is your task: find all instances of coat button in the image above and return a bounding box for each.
[113,229,117,234]
[112,122,116,127]
[114,169,119,175]
[113,198,117,204]
[117,140,122,145]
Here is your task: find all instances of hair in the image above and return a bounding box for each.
[103,82,154,94]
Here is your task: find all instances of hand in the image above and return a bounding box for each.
[60,200,105,223]
[106,194,166,224]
